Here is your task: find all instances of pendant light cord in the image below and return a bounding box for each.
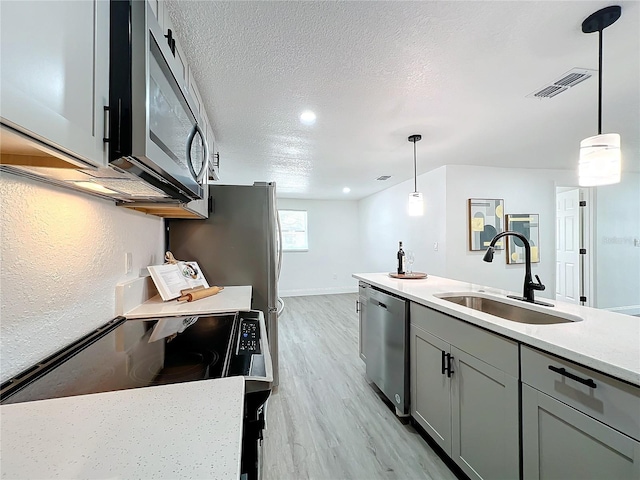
[598,28,603,135]
[413,140,417,193]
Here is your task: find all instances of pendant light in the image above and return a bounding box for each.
[407,134,423,216]
[579,5,622,187]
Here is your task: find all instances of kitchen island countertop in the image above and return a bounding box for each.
[353,273,640,386]
[0,377,245,479]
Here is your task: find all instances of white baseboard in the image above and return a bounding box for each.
[279,286,358,297]
[603,305,640,316]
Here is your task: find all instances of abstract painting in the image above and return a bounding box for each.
[468,198,505,251]
[506,214,540,264]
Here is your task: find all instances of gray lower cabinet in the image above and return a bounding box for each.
[522,384,640,479]
[410,303,520,480]
[412,326,451,452]
[521,346,640,479]
[450,346,519,479]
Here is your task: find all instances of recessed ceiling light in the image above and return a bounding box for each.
[299,110,316,125]
[343,187,351,194]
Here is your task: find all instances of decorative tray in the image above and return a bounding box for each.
[388,272,428,279]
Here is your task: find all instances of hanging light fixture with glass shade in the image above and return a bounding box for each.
[579,5,622,187]
[407,134,424,216]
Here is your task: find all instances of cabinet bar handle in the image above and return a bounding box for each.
[355,300,360,313]
[102,106,110,143]
[548,365,597,389]
[441,350,446,375]
[446,353,454,378]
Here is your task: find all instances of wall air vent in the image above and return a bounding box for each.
[527,68,596,99]
[376,175,391,181]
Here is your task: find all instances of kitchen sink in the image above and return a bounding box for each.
[436,293,582,324]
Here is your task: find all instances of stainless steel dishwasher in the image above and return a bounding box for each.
[364,287,409,415]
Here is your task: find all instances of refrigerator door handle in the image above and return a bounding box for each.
[275,205,283,281]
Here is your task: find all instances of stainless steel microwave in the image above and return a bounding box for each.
[109,0,208,203]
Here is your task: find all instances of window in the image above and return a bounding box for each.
[278,209,308,251]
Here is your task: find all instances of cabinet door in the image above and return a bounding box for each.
[147,0,161,23]
[207,123,220,181]
[522,384,640,480]
[183,178,209,219]
[410,325,452,455]
[188,68,204,116]
[450,347,520,480]
[159,4,188,92]
[0,0,108,167]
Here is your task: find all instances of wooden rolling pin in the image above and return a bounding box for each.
[180,285,205,296]
[178,286,224,302]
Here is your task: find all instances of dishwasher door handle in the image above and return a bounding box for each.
[376,301,387,309]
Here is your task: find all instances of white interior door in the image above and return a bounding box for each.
[556,189,580,303]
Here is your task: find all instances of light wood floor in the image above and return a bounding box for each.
[262,294,458,480]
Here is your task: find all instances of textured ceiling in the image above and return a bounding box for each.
[165,1,640,199]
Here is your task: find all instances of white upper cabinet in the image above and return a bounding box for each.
[152,0,189,93]
[187,67,204,116]
[147,0,161,22]
[0,0,109,168]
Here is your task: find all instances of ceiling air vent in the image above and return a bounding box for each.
[527,68,596,99]
[376,175,391,181]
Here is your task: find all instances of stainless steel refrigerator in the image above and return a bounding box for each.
[167,182,282,385]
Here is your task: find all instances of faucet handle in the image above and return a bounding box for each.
[533,275,546,291]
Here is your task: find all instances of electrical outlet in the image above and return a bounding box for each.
[433,242,439,251]
[125,252,133,274]
[332,273,338,280]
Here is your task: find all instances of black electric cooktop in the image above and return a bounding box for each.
[1,313,240,405]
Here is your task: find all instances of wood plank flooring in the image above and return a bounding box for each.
[262,294,458,480]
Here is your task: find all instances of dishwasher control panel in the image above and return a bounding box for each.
[237,319,261,355]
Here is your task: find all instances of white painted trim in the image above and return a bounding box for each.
[604,305,640,316]
[582,187,596,308]
[279,286,358,297]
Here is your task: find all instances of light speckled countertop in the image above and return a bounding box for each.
[353,273,640,386]
[0,377,245,479]
[124,285,252,319]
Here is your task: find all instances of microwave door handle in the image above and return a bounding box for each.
[186,123,209,183]
[186,124,199,181]
[196,123,209,184]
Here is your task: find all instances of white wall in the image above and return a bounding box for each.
[359,166,447,277]
[444,165,575,298]
[594,172,640,314]
[0,174,165,382]
[277,198,361,296]
[358,165,576,299]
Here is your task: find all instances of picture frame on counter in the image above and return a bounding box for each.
[505,213,540,264]
[468,198,505,251]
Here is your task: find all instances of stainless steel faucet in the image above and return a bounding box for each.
[483,231,553,307]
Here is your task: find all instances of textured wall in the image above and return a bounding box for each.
[0,174,165,382]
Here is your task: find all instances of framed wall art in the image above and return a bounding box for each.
[505,214,540,264]
[468,198,505,251]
